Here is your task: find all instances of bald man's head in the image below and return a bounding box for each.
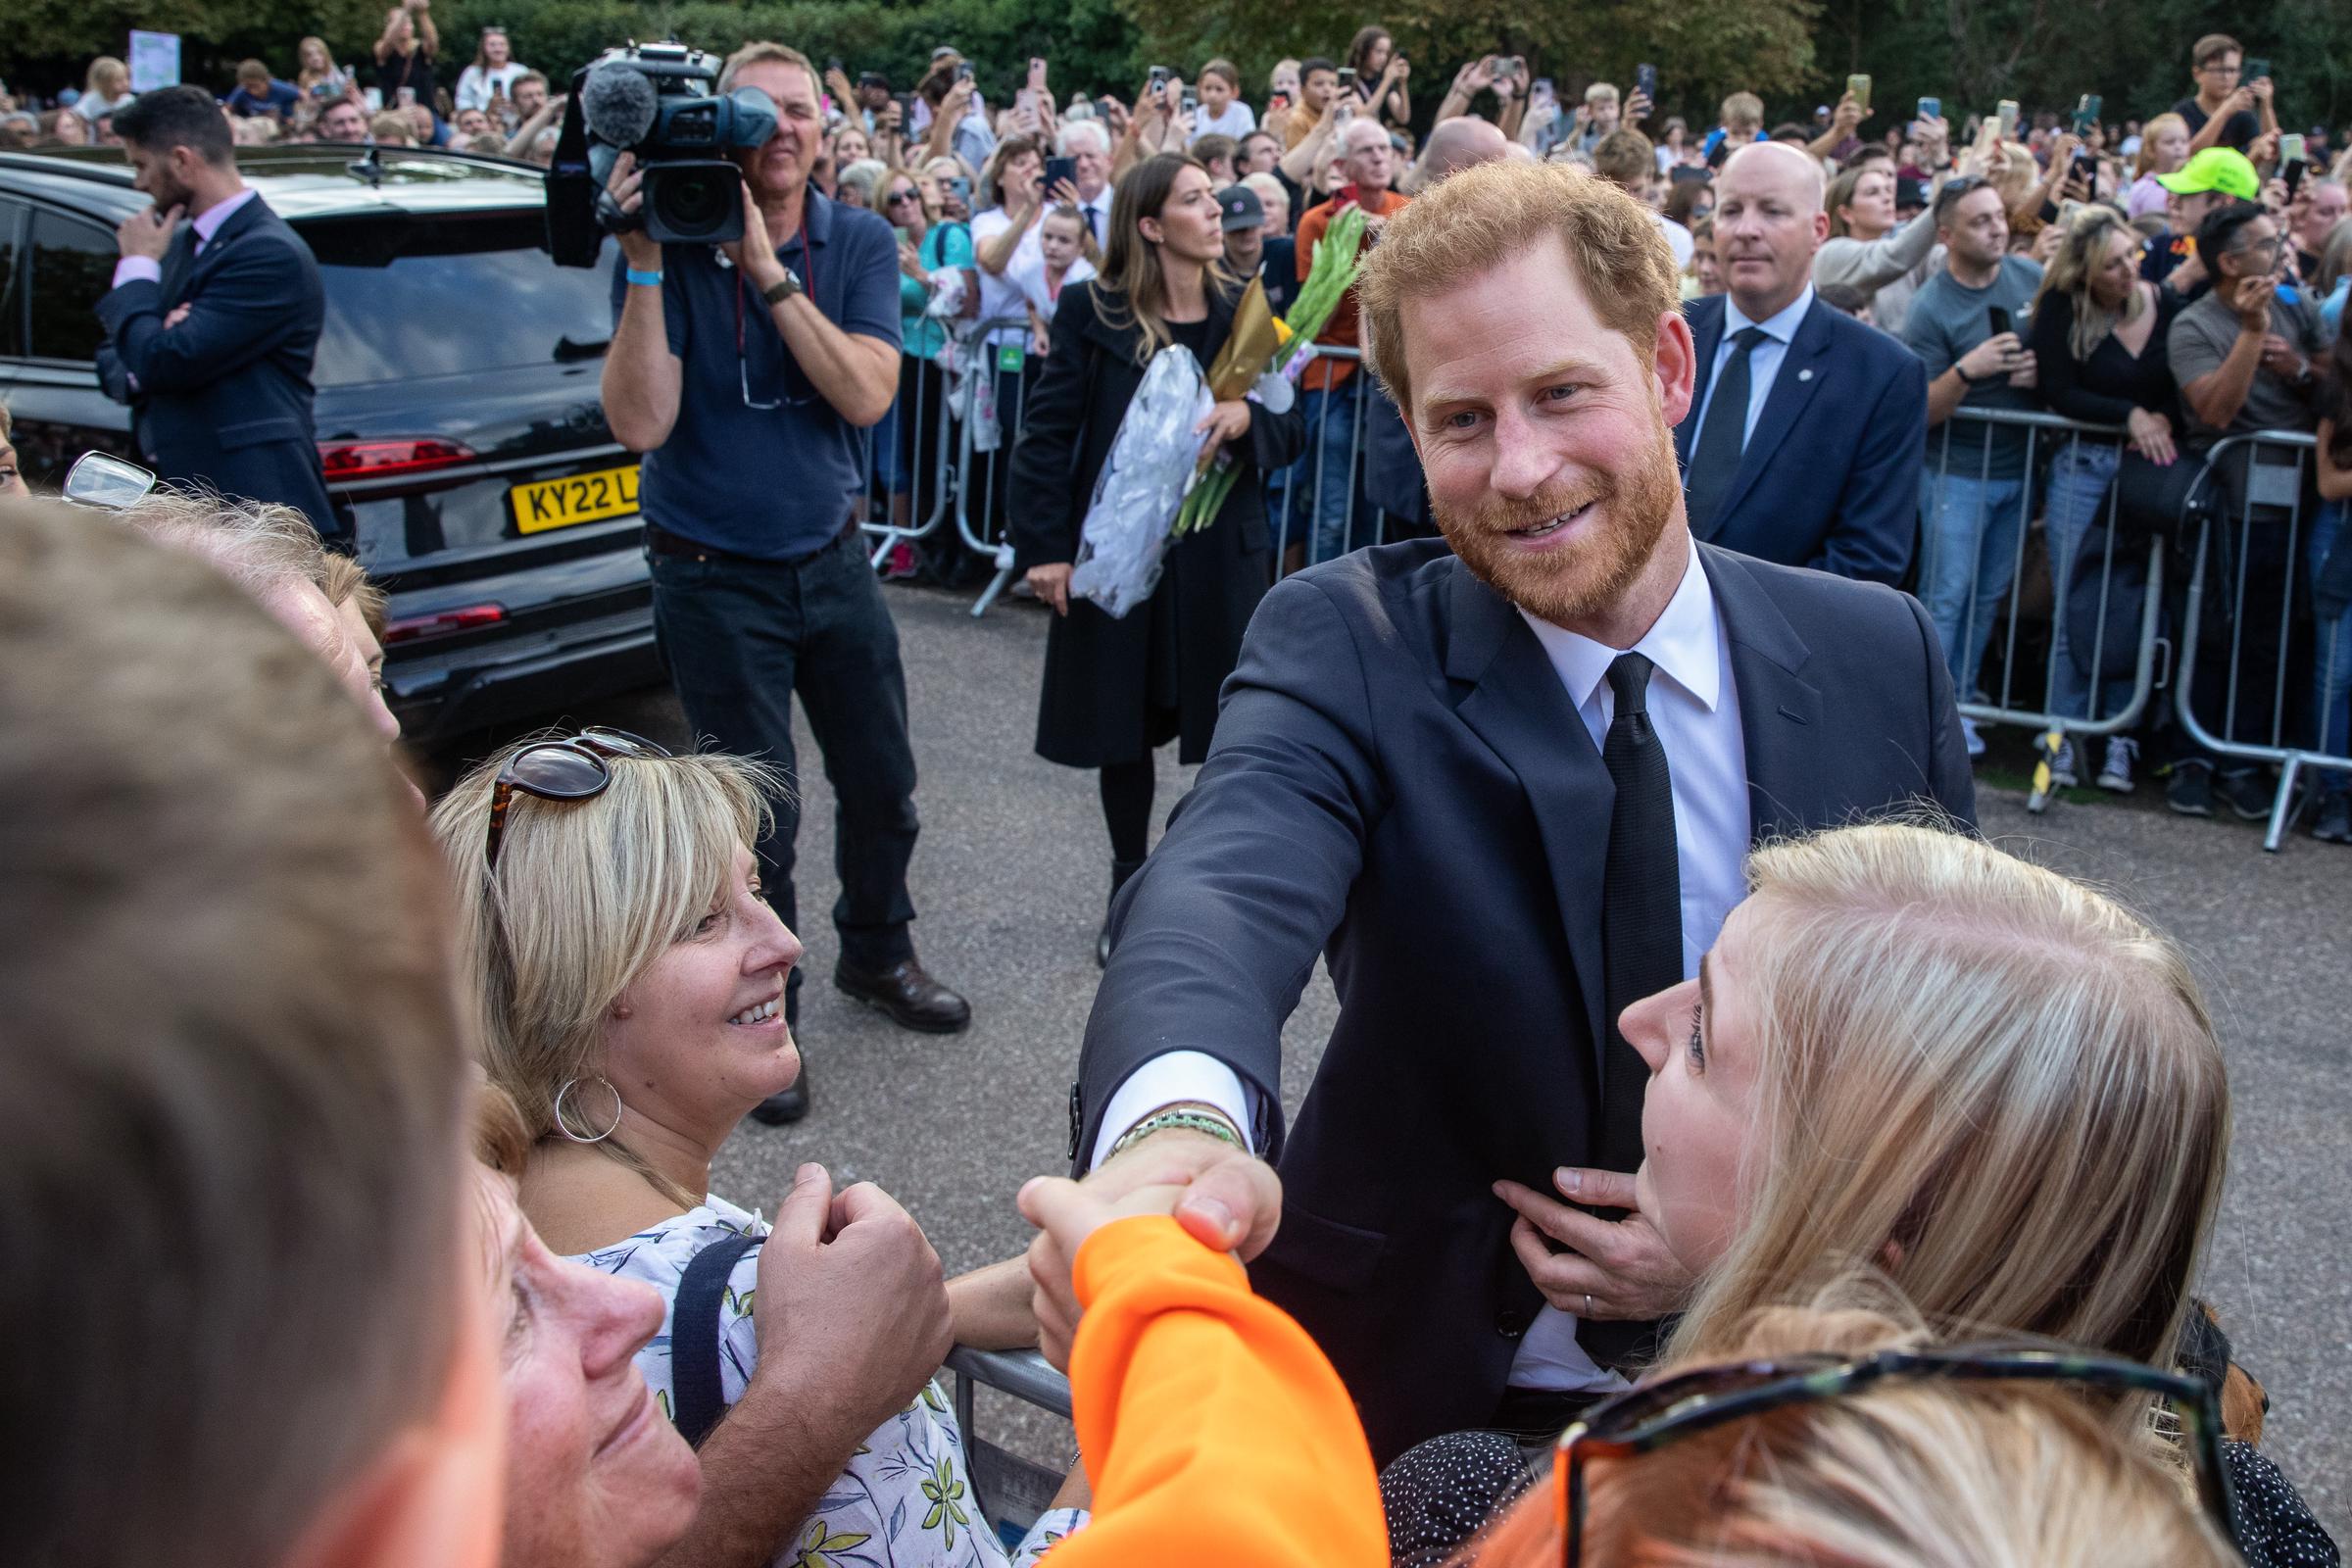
[1712,140,1832,319]
[1413,116,1509,188]
[1721,139,1827,210]
[1342,115,1396,194]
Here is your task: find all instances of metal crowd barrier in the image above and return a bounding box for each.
[2172,428,2349,851]
[944,1346,1073,1537]
[1919,407,2171,812]
[850,327,1410,614]
[1271,345,1397,577]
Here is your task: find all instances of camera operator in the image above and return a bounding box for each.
[601,41,972,1126]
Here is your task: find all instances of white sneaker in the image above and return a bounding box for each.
[2097,737,2138,794]
[1961,716,1987,760]
[2047,739,2080,789]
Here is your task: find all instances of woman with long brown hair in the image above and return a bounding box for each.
[1009,153,1305,961]
[1344,24,1411,126]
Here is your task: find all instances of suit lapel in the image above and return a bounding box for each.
[1699,545,1827,841]
[1703,299,1833,537]
[1674,298,1724,467]
[1443,564,1615,1086]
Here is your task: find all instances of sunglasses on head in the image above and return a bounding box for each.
[484,727,671,869]
[1553,1342,2240,1567]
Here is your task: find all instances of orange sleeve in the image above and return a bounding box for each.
[1040,1215,1388,1568]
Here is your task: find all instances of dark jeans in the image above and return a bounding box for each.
[649,531,920,1020]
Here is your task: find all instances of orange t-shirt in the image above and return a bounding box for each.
[1294,188,1411,392]
[1041,1215,1387,1568]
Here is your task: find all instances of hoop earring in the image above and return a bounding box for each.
[553,1075,623,1144]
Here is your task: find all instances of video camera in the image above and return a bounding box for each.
[546,41,777,268]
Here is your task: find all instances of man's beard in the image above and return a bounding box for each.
[1432,414,1685,628]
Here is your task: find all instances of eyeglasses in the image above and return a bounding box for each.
[886,188,921,205]
[484,727,671,868]
[1554,1342,2239,1568]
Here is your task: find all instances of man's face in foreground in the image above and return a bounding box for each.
[1400,231,1693,629]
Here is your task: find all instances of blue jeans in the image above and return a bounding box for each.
[2308,502,2352,791]
[1292,376,1372,564]
[1919,468,2030,702]
[649,530,921,1017]
[2039,437,2136,725]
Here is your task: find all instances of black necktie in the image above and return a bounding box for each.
[1684,326,1767,536]
[1086,204,1102,241]
[1597,652,1682,1176]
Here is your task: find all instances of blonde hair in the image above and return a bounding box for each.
[430,744,780,1203]
[1670,825,2229,1409]
[718,40,817,98]
[2133,112,2190,180]
[1474,1288,2238,1567]
[2034,205,2148,361]
[115,486,329,602]
[319,550,386,639]
[1357,160,1680,415]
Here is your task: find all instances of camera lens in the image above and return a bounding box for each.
[659,168,730,235]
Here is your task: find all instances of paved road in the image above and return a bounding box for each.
[444,577,2352,1540]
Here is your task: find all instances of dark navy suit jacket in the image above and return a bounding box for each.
[1675,293,1925,585]
[95,193,335,528]
[1074,538,1976,1462]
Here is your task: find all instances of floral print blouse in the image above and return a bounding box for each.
[575,1195,1086,1568]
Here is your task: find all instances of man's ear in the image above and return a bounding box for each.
[282,1279,507,1568]
[1652,309,1698,427]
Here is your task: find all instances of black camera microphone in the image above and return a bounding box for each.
[581,59,660,146]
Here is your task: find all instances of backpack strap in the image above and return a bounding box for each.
[670,1231,762,1449]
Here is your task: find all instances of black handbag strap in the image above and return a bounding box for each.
[670,1231,762,1449]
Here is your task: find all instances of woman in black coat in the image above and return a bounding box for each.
[1010,152,1307,961]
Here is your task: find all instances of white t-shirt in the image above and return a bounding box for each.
[1009,249,1098,329]
[454,62,528,112]
[1653,211,1695,269]
[969,207,1043,346]
[1191,99,1257,142]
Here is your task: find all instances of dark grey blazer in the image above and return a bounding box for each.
[1073,538,1975,1462]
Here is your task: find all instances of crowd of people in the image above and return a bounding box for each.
[7,16,2352,1568]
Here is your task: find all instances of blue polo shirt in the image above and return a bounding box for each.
[610,189,902,561]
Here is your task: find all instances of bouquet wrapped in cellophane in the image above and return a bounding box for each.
[1069,206,1369,615]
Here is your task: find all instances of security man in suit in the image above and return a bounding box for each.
[1675,140,1927,585]
[96,85,335,530]
[1027,161,1975,1465]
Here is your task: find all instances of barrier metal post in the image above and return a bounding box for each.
[1919,407,2170,811]
[944,1347,1073,1536]
[953,317,1039,616]
[2171,429,2345,851]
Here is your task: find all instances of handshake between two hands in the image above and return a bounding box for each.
[1012,1129,1693,1372]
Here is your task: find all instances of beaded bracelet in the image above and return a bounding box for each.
[1106,1106,1248,1165]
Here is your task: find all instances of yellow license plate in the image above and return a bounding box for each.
[512,464,641,533]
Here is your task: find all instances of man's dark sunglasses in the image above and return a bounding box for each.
[1554,1342,2239,1567]
[484,727,671,868]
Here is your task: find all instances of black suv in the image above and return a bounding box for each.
[0,144,660,746]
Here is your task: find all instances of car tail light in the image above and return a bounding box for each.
[384,604,507,644]
[317,437,478,481]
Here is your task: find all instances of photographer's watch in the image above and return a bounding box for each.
[762,271,804,306]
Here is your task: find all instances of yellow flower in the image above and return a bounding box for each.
[1271,318,1295,346]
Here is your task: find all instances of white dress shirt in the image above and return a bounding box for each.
[1687,284,1815,451]
[110,186,261,291]
[1090,540,1753,1396]
[1505,536,1751,1389]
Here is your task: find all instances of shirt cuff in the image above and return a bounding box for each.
[1087,1052,1260,1173]
[112,256,163,290]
